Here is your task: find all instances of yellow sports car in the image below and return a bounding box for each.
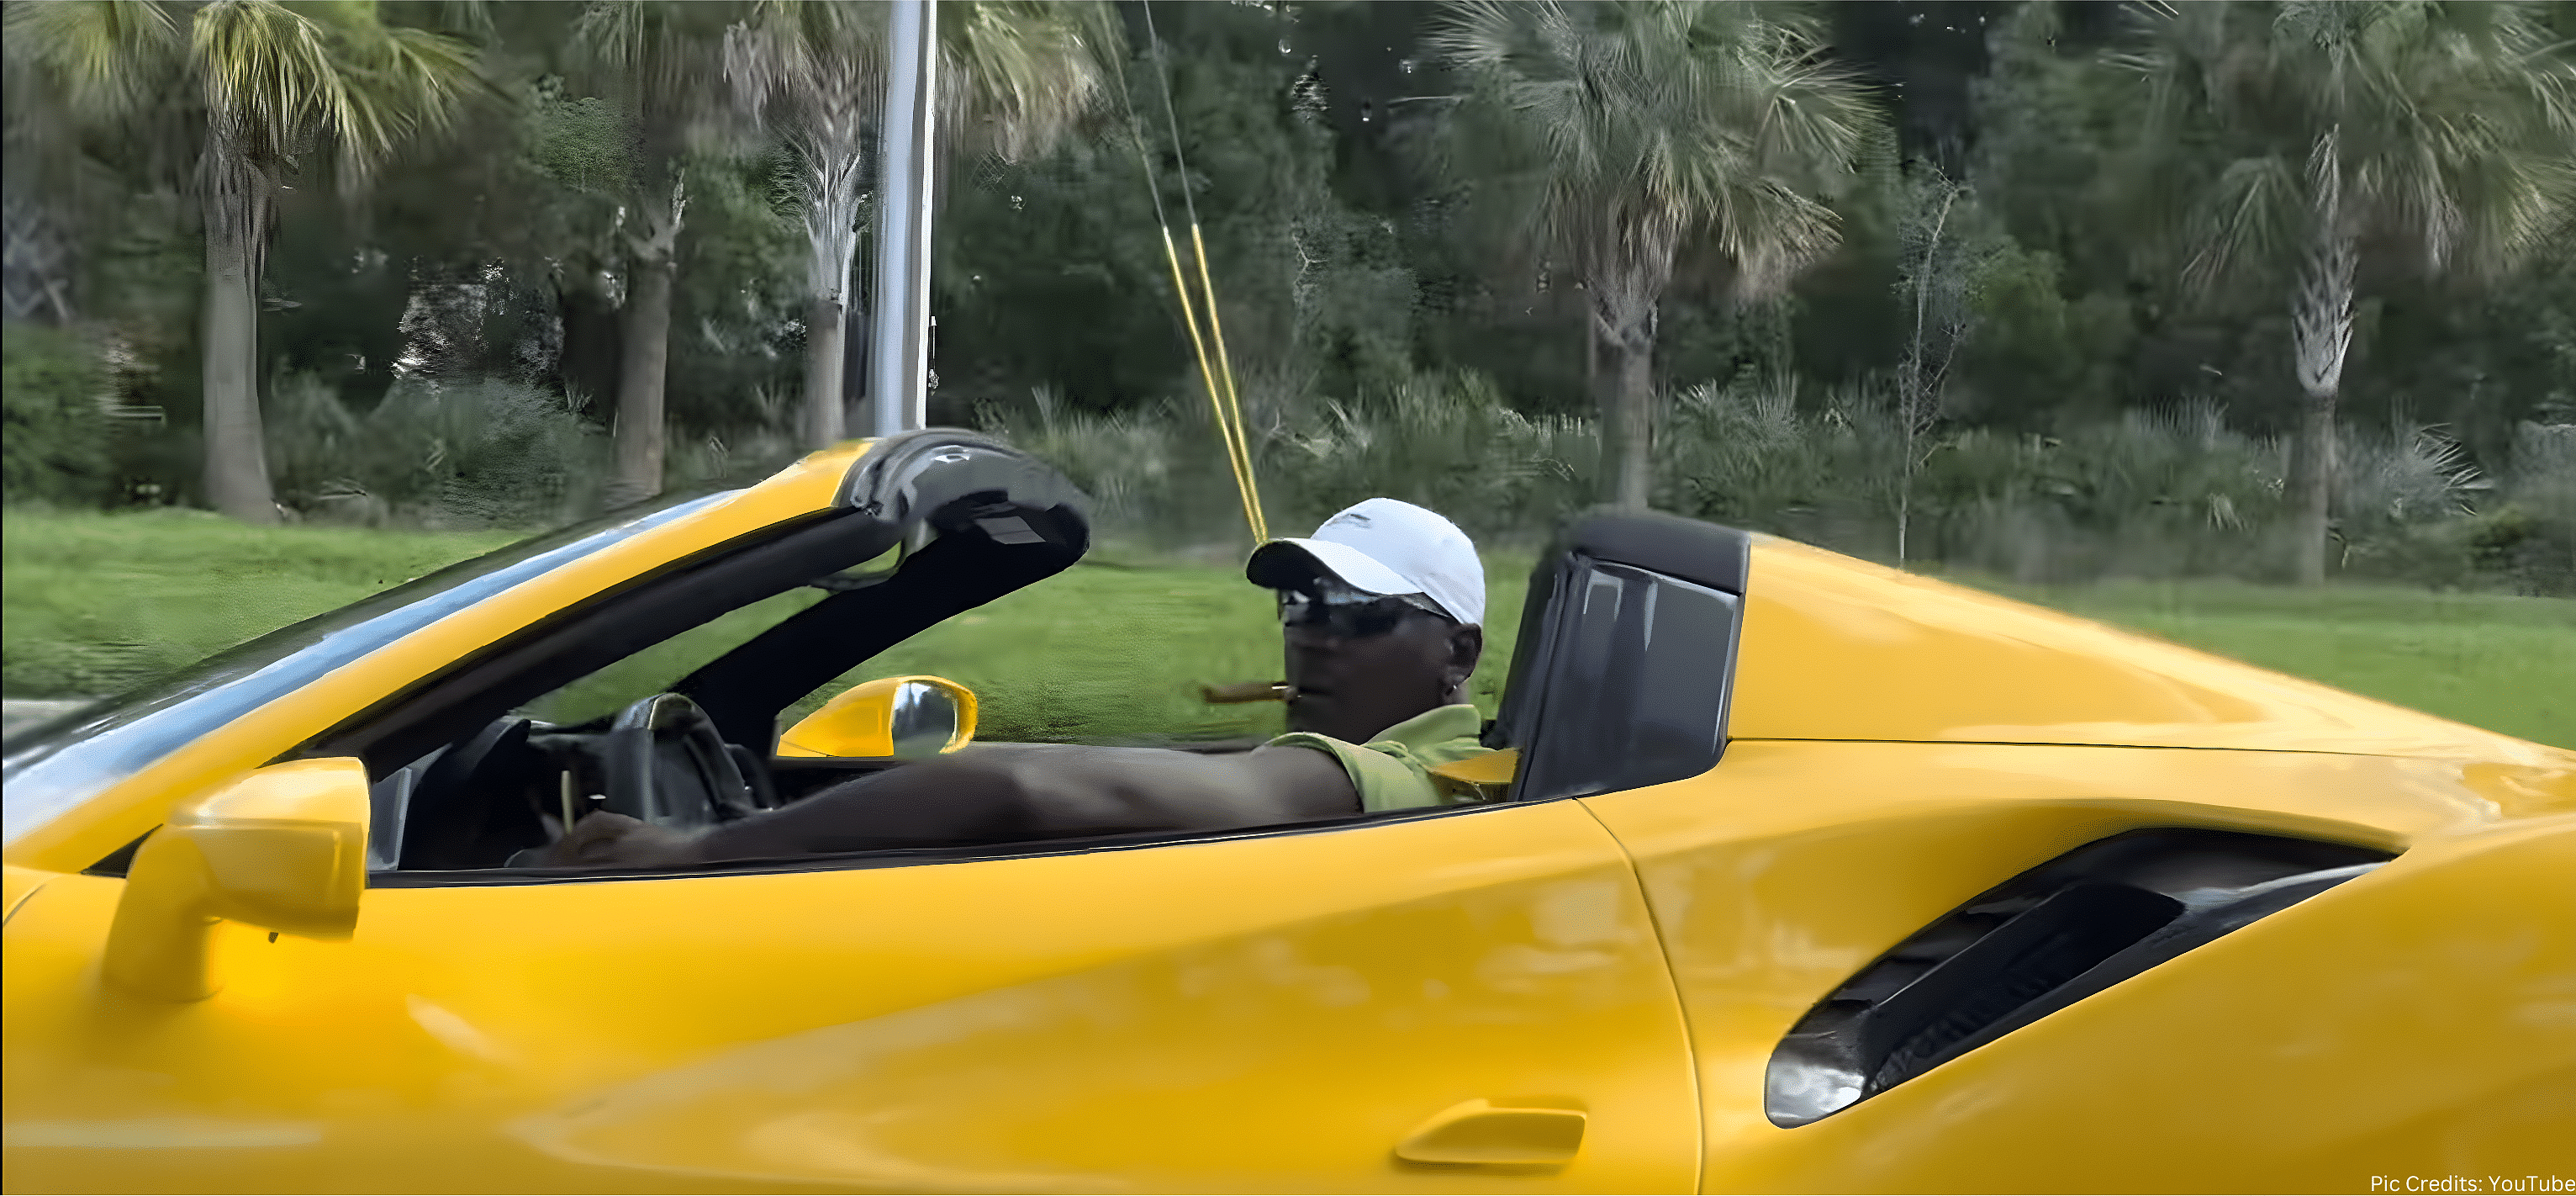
[4,431,2569,1193]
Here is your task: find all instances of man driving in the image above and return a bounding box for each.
[553,498,1497,867]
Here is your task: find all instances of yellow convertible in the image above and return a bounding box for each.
[5,432,2570,1193]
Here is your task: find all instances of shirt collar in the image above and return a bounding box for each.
[1370,702,1484,747]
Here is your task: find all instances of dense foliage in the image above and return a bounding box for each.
[4,1,2570,591]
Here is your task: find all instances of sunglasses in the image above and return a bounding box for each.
[1276,587,1449,638]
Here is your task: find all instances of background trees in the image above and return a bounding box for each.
[4,0,2571,593]
[8,0,478,522]
[726,0,1110,451]
[2120,0,2576,584]
[565,0,733,508]
[1432,0,1874,508]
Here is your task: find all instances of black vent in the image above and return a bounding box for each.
[1766,828,2390,1127]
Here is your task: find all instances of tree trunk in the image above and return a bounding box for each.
[1897,473,1913,564]
[2286,391,2337,585]
[803,293,847,447]
[556,280,624,415]
[608,259,673,510]
[2288,135,2356,587]
[1597,307,1655,511]
[1588,228,1676,511]
[1898,183,1961,566]
[1583,313,1598,394]
[201,196,277,523]
[799,150,865,449]
[608,174,686,510]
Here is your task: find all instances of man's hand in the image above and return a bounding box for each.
[546,811,705,869]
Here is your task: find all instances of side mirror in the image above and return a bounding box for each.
[778,675,979,759]
[102,758,370,1002]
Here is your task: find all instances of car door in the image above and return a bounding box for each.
[4,792,1697,1193]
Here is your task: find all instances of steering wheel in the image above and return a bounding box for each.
[399,715,536,870]
[599,692,767,831]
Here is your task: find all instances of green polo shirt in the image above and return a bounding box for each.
[1270,703,1497,812]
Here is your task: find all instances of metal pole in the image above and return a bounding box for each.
[868,0,937,437]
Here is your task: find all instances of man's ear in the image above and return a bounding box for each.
[1444,623,1485,689]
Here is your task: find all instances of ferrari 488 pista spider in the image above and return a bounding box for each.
[5,431,2569,1193]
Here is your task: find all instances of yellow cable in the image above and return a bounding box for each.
[1188,223,1266,542]
[1132,0,1267,545]
[1190,226,1259,537]
[1158,226,1261,542]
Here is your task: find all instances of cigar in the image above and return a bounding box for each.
[1201,680,1292,704]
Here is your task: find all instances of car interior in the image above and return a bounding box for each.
[141,431,1750,881]
[293,435,1091,876]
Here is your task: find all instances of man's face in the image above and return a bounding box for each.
[1280,594,1483,744]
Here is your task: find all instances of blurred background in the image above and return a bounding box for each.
[3,0,2571,745]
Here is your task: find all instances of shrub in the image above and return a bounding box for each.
[1657,374,1903,552]
[1264,372,1597,546]
[2491,421,2576,595]
[3,325,114,506]
[991,373,1599,551]
[1651,382,2294,581]
[264,373,608,528]
[993,370,2552,591]
[664,385,806,493]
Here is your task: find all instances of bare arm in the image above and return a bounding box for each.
[552,743,1359,867]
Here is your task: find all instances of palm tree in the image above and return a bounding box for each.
[1433,0,1874,510]
[7,0,478,523]
[2122,1,2576,585]
[568,1,730,509]
[725,0,1111,450]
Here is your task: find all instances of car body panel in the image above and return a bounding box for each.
[1730,536,2557,764]
[3,799,1696,1193]
[1576,739,2576,1192]
[2,866,47,929]
[1737,816,2573,1193]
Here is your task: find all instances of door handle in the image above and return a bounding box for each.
[1394,1098,1586,1167]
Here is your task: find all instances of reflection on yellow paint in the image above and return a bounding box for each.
[3,1119,323,1150]
[1733,537,2558,760]
[8,801,1698,1193]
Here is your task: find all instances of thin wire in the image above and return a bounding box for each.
[1140,2,1259,541]
[1188,221,1264,540]
[1141,0,1266,542]
[1112,8,1260,543]
[1108,27,1257,540]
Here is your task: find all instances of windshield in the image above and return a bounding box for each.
[1,490,735,847]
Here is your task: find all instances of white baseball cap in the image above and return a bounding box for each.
[1246,498,1485,626]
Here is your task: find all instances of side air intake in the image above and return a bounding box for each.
[1765,828,2390,1127]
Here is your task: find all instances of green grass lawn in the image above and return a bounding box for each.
[3,509,519,700]
[7,509,2570,749]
